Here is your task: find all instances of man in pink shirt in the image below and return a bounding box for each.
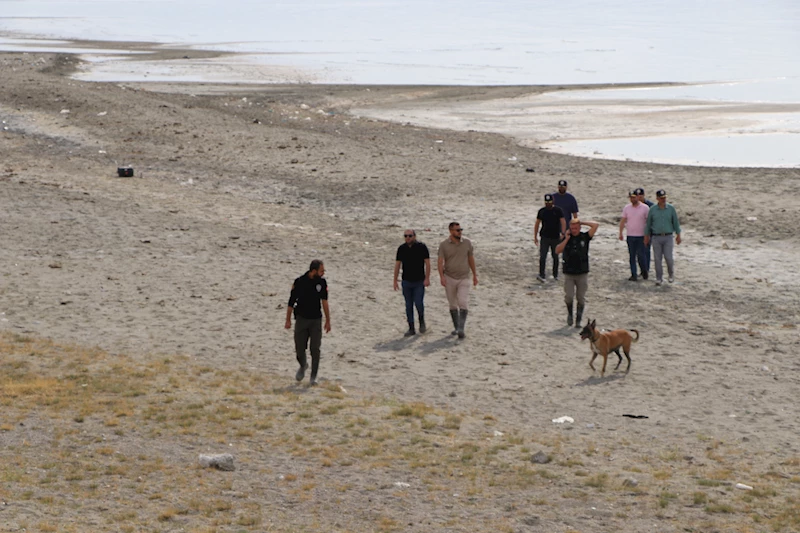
[619,191,650,281]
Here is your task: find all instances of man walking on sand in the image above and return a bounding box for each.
[635,187,654,274]
[394,229,431,336]
[534,193,566,282]
[438,222,478,339]
[553,179,579,224]
[619,190,650,281]
[556,218,599,327]
[285,259,331,385]
[644,189,682,286]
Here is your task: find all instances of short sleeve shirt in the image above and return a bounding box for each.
[552,192,579,222]
[396,241,430,282]
[562,232,592,275]
[622,203,650,237]
[438,237,473,280]
[537,206,565,239]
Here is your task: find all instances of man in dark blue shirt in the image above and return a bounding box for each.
[553,179,579,225]
[394,229,431,336]
[285,259,330,385]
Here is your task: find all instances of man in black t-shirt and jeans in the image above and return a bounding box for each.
[394,229,431,336]
[285,259,331,385]
[534,193,566,282]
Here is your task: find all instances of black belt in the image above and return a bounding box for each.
[653,233,672,236]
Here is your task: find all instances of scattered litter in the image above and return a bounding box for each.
[552,416,574,424]
[746,217,757,221]
[586,423,595,429]
[622,478,639,487]
[526,167,535,172]
[435,140,444,143]
[97,111,107,116]
[508,156,517,161]
[735,483,753,491]
[60,109,70,114]
[338,385,347,394]
[622,414,648,419]
[394,482,411,488]
[761,366,769,371]
[493,430,504,437]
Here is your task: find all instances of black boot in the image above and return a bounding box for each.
[566,303,574,326]
[450,310,459,336]
[419,316,427,334]
[404,323,416,337]
[457,309,468,339]
[575,304,584,328]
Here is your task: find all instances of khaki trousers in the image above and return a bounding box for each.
[444,275,471,310]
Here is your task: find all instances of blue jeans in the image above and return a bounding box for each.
[401,280,425,326]
[626,236,647,278]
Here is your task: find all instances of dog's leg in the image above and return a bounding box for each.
[600,352,608,376]
[613,348,623,370]
[622,339,632,373]
[589,350,598,371]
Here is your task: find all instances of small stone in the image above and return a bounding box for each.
[531,451,550,464]
[199,453,236,471]
[622,478,639,487]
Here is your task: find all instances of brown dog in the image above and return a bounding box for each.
[579,319,639,376]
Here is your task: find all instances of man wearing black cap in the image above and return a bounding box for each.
[556,218,599,326]
[644,190,682,286]
[285,260,331,385]
[553,179,579,225]
[534,193,566,282]
[635,187,654,274]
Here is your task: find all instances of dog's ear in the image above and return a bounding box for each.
[590,319,595,328]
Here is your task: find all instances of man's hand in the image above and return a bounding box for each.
[644,235,650,246]
[393,279,399,291]
[424,278,430,287]
[473,274,479,287]
[440,277,447,287]
[619,233,624,241]
[676,234,682,245]
[324,319,331,333]
[284,318,292,329]
[533,236,539,246]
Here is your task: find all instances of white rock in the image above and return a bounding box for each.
[199,454,235,471]
[735,483,753,490]
[552,416,574,424]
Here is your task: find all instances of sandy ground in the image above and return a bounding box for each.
[2,49,800,531]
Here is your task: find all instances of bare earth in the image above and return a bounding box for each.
[1,49,800,532]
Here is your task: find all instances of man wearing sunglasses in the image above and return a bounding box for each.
[437,222,478,339]
[394,230,431,336]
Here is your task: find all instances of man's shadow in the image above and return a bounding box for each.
[374,333,453,355]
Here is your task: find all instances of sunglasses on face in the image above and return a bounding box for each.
[453,228,463,232]
[404,234,414,238]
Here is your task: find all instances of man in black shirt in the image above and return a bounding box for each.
[556,218,599,327]
[285,259,331,385]
[393,229,431,336]
[534,193,566,282]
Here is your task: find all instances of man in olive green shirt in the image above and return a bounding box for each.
[644,189,682,286]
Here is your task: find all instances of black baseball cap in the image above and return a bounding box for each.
[558,179,568,187]
[633,187,645,195]
[656,189,667,198]
[544,193,554,202]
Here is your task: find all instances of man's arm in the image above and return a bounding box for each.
[618,216,626,241]
[468,255,478,286]
[560,215,567,236]
[284,284,295,329]
[438,256,446,287]
[424,258,431,287]
[556,232,570,255]
[585,220,599,238]
[393,260,401,291]
[322,300,331,333]
[644,209,653,246]
[533,218,541,246]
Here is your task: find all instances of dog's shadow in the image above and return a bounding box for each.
[573,371,629,387]
[374,336,417,353]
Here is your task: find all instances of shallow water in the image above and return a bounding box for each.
[2,0,799,166]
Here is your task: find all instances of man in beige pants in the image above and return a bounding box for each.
[437,222,478,339]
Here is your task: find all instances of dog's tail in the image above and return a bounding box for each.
[630,329,639,342]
